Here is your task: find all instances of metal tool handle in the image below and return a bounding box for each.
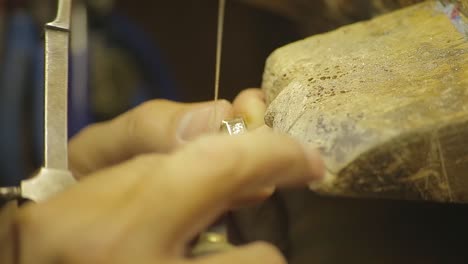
[44,0,71,170]
[20,0,76,202]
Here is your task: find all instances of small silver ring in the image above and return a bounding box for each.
[220,118,247,135]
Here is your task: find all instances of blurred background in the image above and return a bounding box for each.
[0,0,422,184]
[3,1,468,264]
[0,0,302,185]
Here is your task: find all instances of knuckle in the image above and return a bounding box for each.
[137,99,173,112]
[125,99,173,134]
[125,102,153,136]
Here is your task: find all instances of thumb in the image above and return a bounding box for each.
[69,99,233,177]
[191,242,286,264]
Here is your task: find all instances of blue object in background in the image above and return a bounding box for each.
[69,2,92,138]
[32,42,44,168]
[68,53,92,138]
[0,11,37,186]
[0,6,179,186]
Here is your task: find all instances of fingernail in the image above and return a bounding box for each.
[303,146,326,182]
[177,100,232,142]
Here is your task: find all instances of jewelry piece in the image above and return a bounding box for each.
[221,118,247,135]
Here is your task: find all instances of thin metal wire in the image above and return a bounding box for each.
[212,0,226,131]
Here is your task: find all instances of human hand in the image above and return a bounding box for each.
[69,89,267,179]
[17,128,324,264]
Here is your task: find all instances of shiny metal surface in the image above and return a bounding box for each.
[221,118,247,135]
[46,0,71,30]
[20,0,76,202]
[191,232,234,257]
[44,0,71,170]
[21,168,76,202]
[0,187,21,201]
[212,0,225,122]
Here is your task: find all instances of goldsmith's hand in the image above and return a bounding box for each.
[17,128,324,264]
[69,89,266,178]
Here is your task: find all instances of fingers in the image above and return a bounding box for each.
[69,99,233,177]
[156,128,324,245]
[172,128,324,198]
[190,242,286,264]
[232,89,267,129]
[69,89,266,178]
[58,128,323,258]
[94,128,323,250]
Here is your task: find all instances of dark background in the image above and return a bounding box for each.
[115,0,300,102]
[4,2,468,263]
[113,2,468,264]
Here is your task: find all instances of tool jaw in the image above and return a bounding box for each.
[46,0,72,31]
[21,168,76,202]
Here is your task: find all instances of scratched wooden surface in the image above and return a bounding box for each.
[232,2,468,263]
[262,1,468,203]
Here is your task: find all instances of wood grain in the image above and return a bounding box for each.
[262,1,468,203]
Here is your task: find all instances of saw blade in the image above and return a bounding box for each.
[212,0,226,131]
